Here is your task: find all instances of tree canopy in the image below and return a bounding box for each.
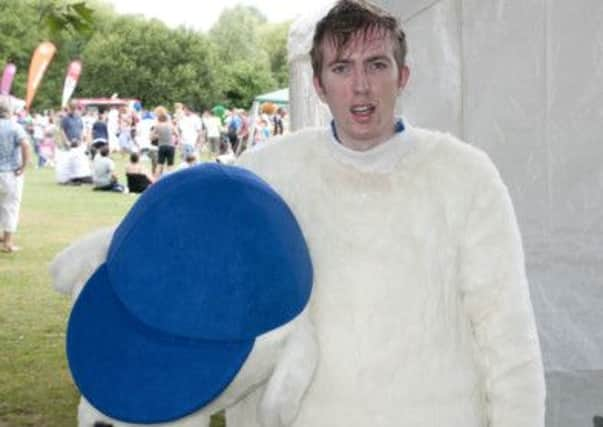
[0,0,291,111]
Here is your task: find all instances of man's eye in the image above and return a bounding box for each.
[369,61,388,71]
[332,64,349,74]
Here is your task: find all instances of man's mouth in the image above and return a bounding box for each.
[350,104,376,124]
[350,104,376,115]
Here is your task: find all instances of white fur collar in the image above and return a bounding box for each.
[326,125,417,174]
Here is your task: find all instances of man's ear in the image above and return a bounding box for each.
[312,75,327,103]
[398,65,410,92]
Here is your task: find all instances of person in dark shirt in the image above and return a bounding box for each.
[272,107,286,136]
[90,111,109,159]
[61,101,84,145]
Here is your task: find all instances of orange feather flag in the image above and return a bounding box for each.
[26,41,57,110]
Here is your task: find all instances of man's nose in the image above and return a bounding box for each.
[352,68,370,93]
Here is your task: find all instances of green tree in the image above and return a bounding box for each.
[80,16,222,110]
[219,59,277,108]
[0,2,41,104]
[36,0,95,38]
[258,21,291,88]
[0,0,99,110]
[209,5,268,63]
[0,0,291,111]
[209,5,288,107]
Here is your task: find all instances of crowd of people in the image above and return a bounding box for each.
[0,97,288,251]
[9,100,288,187]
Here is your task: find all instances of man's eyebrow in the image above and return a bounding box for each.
[326,58,352,67]
[365,55,392,63]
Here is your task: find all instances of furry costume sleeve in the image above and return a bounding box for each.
[459,152,546,426]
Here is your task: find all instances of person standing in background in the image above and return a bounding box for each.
[152,106,177,177]
[61,101,84,145]
[202,109,222,157]
[0,97,30,253]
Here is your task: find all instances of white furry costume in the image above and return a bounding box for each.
[51,228,318,427]
[228,125,546,427]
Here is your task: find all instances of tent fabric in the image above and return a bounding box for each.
[288,1,603,426]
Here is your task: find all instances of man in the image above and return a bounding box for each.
[32,112,46,167]
[236,110,250,155]
[0,97,30,253]
[178,105,203,159]
[117,105,138,156]
[228,1,545,426]
[136,110,158,174]
[92,145,124,193]
[61,100,84,145]
[90,110,109,159]
[82,109,97,146]
[226,108,242,153]
[202,109,222,156]
[272,107,286,136]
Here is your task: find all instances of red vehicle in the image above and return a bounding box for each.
[72,97,141,112]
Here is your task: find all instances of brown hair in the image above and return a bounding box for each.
[310,0,407,79]
[154,106,169,122]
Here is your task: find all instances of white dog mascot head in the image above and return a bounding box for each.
[50,164,318,427]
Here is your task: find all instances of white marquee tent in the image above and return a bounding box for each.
[288,1,603,426]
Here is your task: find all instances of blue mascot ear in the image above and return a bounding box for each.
[67,164,313,424]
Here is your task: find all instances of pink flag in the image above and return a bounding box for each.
[1,63,16,96]
[61,60,83,108]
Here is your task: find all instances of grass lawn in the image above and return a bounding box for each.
[0,156,225,427]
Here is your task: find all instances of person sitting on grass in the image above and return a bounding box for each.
[178,144,199,170]
[125,152,154,193]
[125,152,154,183]
[92,146,125,193]
[38,133,56,168]
[66,140,93,185]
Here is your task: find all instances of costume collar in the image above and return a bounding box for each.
[330,118,405,144]
[326,118,415,174]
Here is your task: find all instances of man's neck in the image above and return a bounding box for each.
[330,119,405,152]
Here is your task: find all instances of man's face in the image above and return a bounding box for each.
[313,29,409,151]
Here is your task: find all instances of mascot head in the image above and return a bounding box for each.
[67,164,313,424]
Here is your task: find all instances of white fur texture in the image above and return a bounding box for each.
[49,226,115,301]
[51,228,318,427]
[229,126,546,427]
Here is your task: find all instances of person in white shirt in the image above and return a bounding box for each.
[202,110,222,156]
[136,110,158,174]
[66,141,92,185]
[82,109,96,146]
[106,107,119,152]
[92,146,124,193]
[178,105,202,159]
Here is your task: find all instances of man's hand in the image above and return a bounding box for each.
[14,165,25,176]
